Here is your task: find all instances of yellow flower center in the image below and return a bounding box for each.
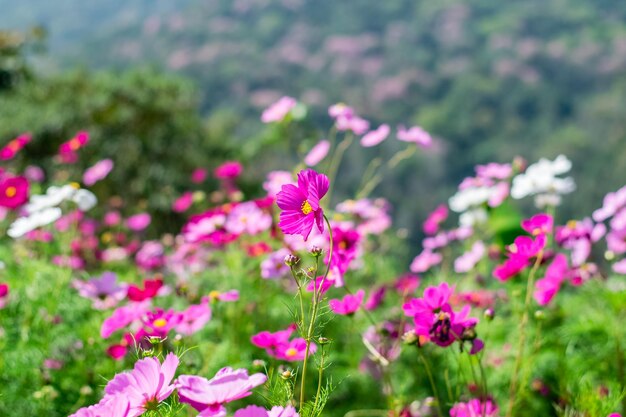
[153,318,168,328]
[285,347,298,357]
[5,186,16,198]
[209,290,221,301]
[69,137,81,151]
[8,140,19,151]
[70,182,81,189]
[567,220,577,229]
[301,200,313,215]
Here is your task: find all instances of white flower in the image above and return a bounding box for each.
[449,186,495,213]
[511,155,575,205]
[25,185,76,214]
[459,208,488,227]
[8,207,62,238]
[72,189,97,211]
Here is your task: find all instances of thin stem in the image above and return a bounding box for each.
[313,344,327,412]
[326,134,353,203]
[299,216,334,409]
[505,250,544,417]
[417,348,444,417]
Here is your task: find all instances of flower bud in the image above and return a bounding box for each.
[318,337,331,345]
[484,308,495,321]
[402,329,418,346]
[309,246,323,257]
[281,369,293,379]
[534,310,545,320]
[284,254,300,267]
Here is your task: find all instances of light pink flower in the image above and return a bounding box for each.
[304,140,330,166]
[263,171,294,198]
[234,405,299,417]
[175,367,267,417]
[454,241,486,273]
[126,213,151,232]
[69,395,131,417]
[396,125,432,147]
[613,258,626,274]
[176,299,212,335]
[225,201,272,235]
[261,96,297,123]
[83,159,114,186]
[409,250,442,273]
[105,353,179,416]
[423,204,448,235]
[360,124,390,147]
[101,302,150,338]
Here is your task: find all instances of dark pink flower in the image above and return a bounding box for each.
[274,338,316,361]
[0,175,29,209]
[450,398,499,417]
[534,253,569,305]
[173,192,194,213]
[214,161,243,179]
[126,213,151,231]
[191,168,208,183]
[276,169,329,240]
[329,289,365,315]
[423,204,448,235]
[364,286,386,311]
[0,133,31,160]
[493,256,529,282]
[521,213,553,236]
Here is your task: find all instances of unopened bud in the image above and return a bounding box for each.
[252,359,266,368]
[309,246,323,257]
[484,308,495,321]
[461,326,477,341]
[402,330,418,346]
[318,337,331,345]
[534,310,545,320]
[284,254,300,267]
[281,370,293,379]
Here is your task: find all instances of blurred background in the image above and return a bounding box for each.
[1,0,626,240]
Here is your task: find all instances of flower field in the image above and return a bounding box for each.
[0,99,624,417]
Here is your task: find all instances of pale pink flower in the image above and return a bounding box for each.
[397,125,432,147]
[410,250,443,273]
[454,241,486,273]
[360,124,390,147]
[83,159,114,186]
[175,367,267,416]
[261,96,297,123]
[69,395,131,417]
[263,171,294,198]
[304,140,330,166]
[176,299,212,335]
[105,352,179,416]
[101,302,151,338]
[612,258,626,274]
[225,201,272,235]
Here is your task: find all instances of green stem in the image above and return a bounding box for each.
[326,134,353,204]
[505,250,544,417]
[417,348,444,417]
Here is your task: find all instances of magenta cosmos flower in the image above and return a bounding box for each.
[175,367,267,417]
[0,133,31,160]
[234,405,299,417]
[276,169,329,240]
[69,394,131,417]
[104,352,179,416]
[449,398,499,417]
[0,175,29,209]
[329,289,365,315]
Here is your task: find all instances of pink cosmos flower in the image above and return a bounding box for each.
[261,249,291,279]
[105,352,179,416]
[126,213,151,231]
[328,103,354,119]
[476,162,512,180]
[329,289,365,315]
[72,271,127,310]
[403,282,453,317]
[173,191,194,213]
[409,250,442,273]
[225,201,272,235]
[175,367,267,417]
[274,338,317,361]
[263,171,294,198]
[234,405,299,417]
[251,325,296,351]
[59,131,89,163]
[454,241,486,273]
[24,165,45,182]
[127,278,164,302]
[304,140,330,166]
[135,241,165,270]
[493,256,530,281]
[69,394,131,417]
[396,125,432,147]
[207,289,240,303]
[261,96,297,123]
[613,258,626,274]
[394,274,421,295]
[364,286,386,311]
[0,133,31,160]
[423,204,448,235]
[83,159,114,186]
[0,175,29,209]
[276,169,329,240]
[306,276,334,294]
[176,299,212,335]
[191,168,208,183]
[450,398,499,417]
[101,301,151,338]
[360,124,390,147]
[0,283,8,309]
[521,213,553,236]
[215,161,243,179]
[534,254,569,305]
